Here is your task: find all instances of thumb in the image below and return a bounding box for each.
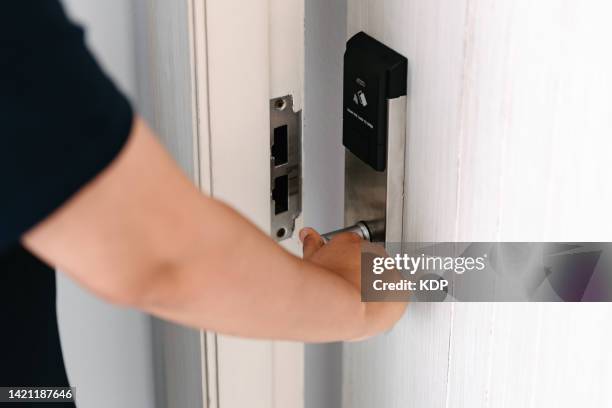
[300,227,324,259]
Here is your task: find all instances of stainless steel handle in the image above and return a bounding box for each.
[321,219,385,243]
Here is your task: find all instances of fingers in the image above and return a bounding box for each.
[331,231,363,244]
[300,227,324,259]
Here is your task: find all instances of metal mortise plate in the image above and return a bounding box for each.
[270,95,302,241]
[345,98,407,245]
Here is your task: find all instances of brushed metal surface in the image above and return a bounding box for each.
[321,221,371,243]
[344,96,406,244]
[270,95,302,241]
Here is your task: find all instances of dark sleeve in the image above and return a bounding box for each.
[0,1,133,250]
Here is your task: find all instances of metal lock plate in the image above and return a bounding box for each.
[343,32,408,244]
[270,95,302,241]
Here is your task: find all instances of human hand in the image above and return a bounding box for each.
[299,227,407,340]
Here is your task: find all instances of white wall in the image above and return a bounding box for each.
[57,1,156,407]
[344,1,612,407]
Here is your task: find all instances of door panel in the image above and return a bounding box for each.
[343,1,612,407]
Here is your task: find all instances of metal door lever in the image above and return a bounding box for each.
[321,219,385,243]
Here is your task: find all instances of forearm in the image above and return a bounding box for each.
[140,201,367,341]
[24,118,371,342]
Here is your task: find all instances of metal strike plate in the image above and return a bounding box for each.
[270,95,302,241]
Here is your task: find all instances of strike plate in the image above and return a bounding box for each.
[270,95,302,241]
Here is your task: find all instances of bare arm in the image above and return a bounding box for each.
[23,118,405,342]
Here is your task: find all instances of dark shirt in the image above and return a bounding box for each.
[0,0,133,401]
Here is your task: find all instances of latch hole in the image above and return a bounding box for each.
[272,175,289,215]
[272,125,289,166]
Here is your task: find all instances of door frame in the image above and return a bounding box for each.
[191,0,305,407]
[138,0,305,405]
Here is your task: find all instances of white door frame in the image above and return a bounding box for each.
[189,0,305,407]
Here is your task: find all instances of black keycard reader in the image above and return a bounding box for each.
[343,32,408,171]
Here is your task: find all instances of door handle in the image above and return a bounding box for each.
[321,219,385,243]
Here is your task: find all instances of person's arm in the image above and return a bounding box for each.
[23,118,406,342]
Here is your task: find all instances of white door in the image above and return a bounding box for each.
[343,1,612,407]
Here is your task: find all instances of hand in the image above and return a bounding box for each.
[23,115,402,342]
[300,227,361,289]
[299,227,408,340]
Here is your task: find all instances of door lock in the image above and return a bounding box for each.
[342,32,408,245]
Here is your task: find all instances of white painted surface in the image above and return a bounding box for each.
[269,3,306,405]
[202,0,305,407]
[344,1,612,407]
[204,1,274,406]
[303,0,348,407]
[270,0,305,110]
[57,2,155,408]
